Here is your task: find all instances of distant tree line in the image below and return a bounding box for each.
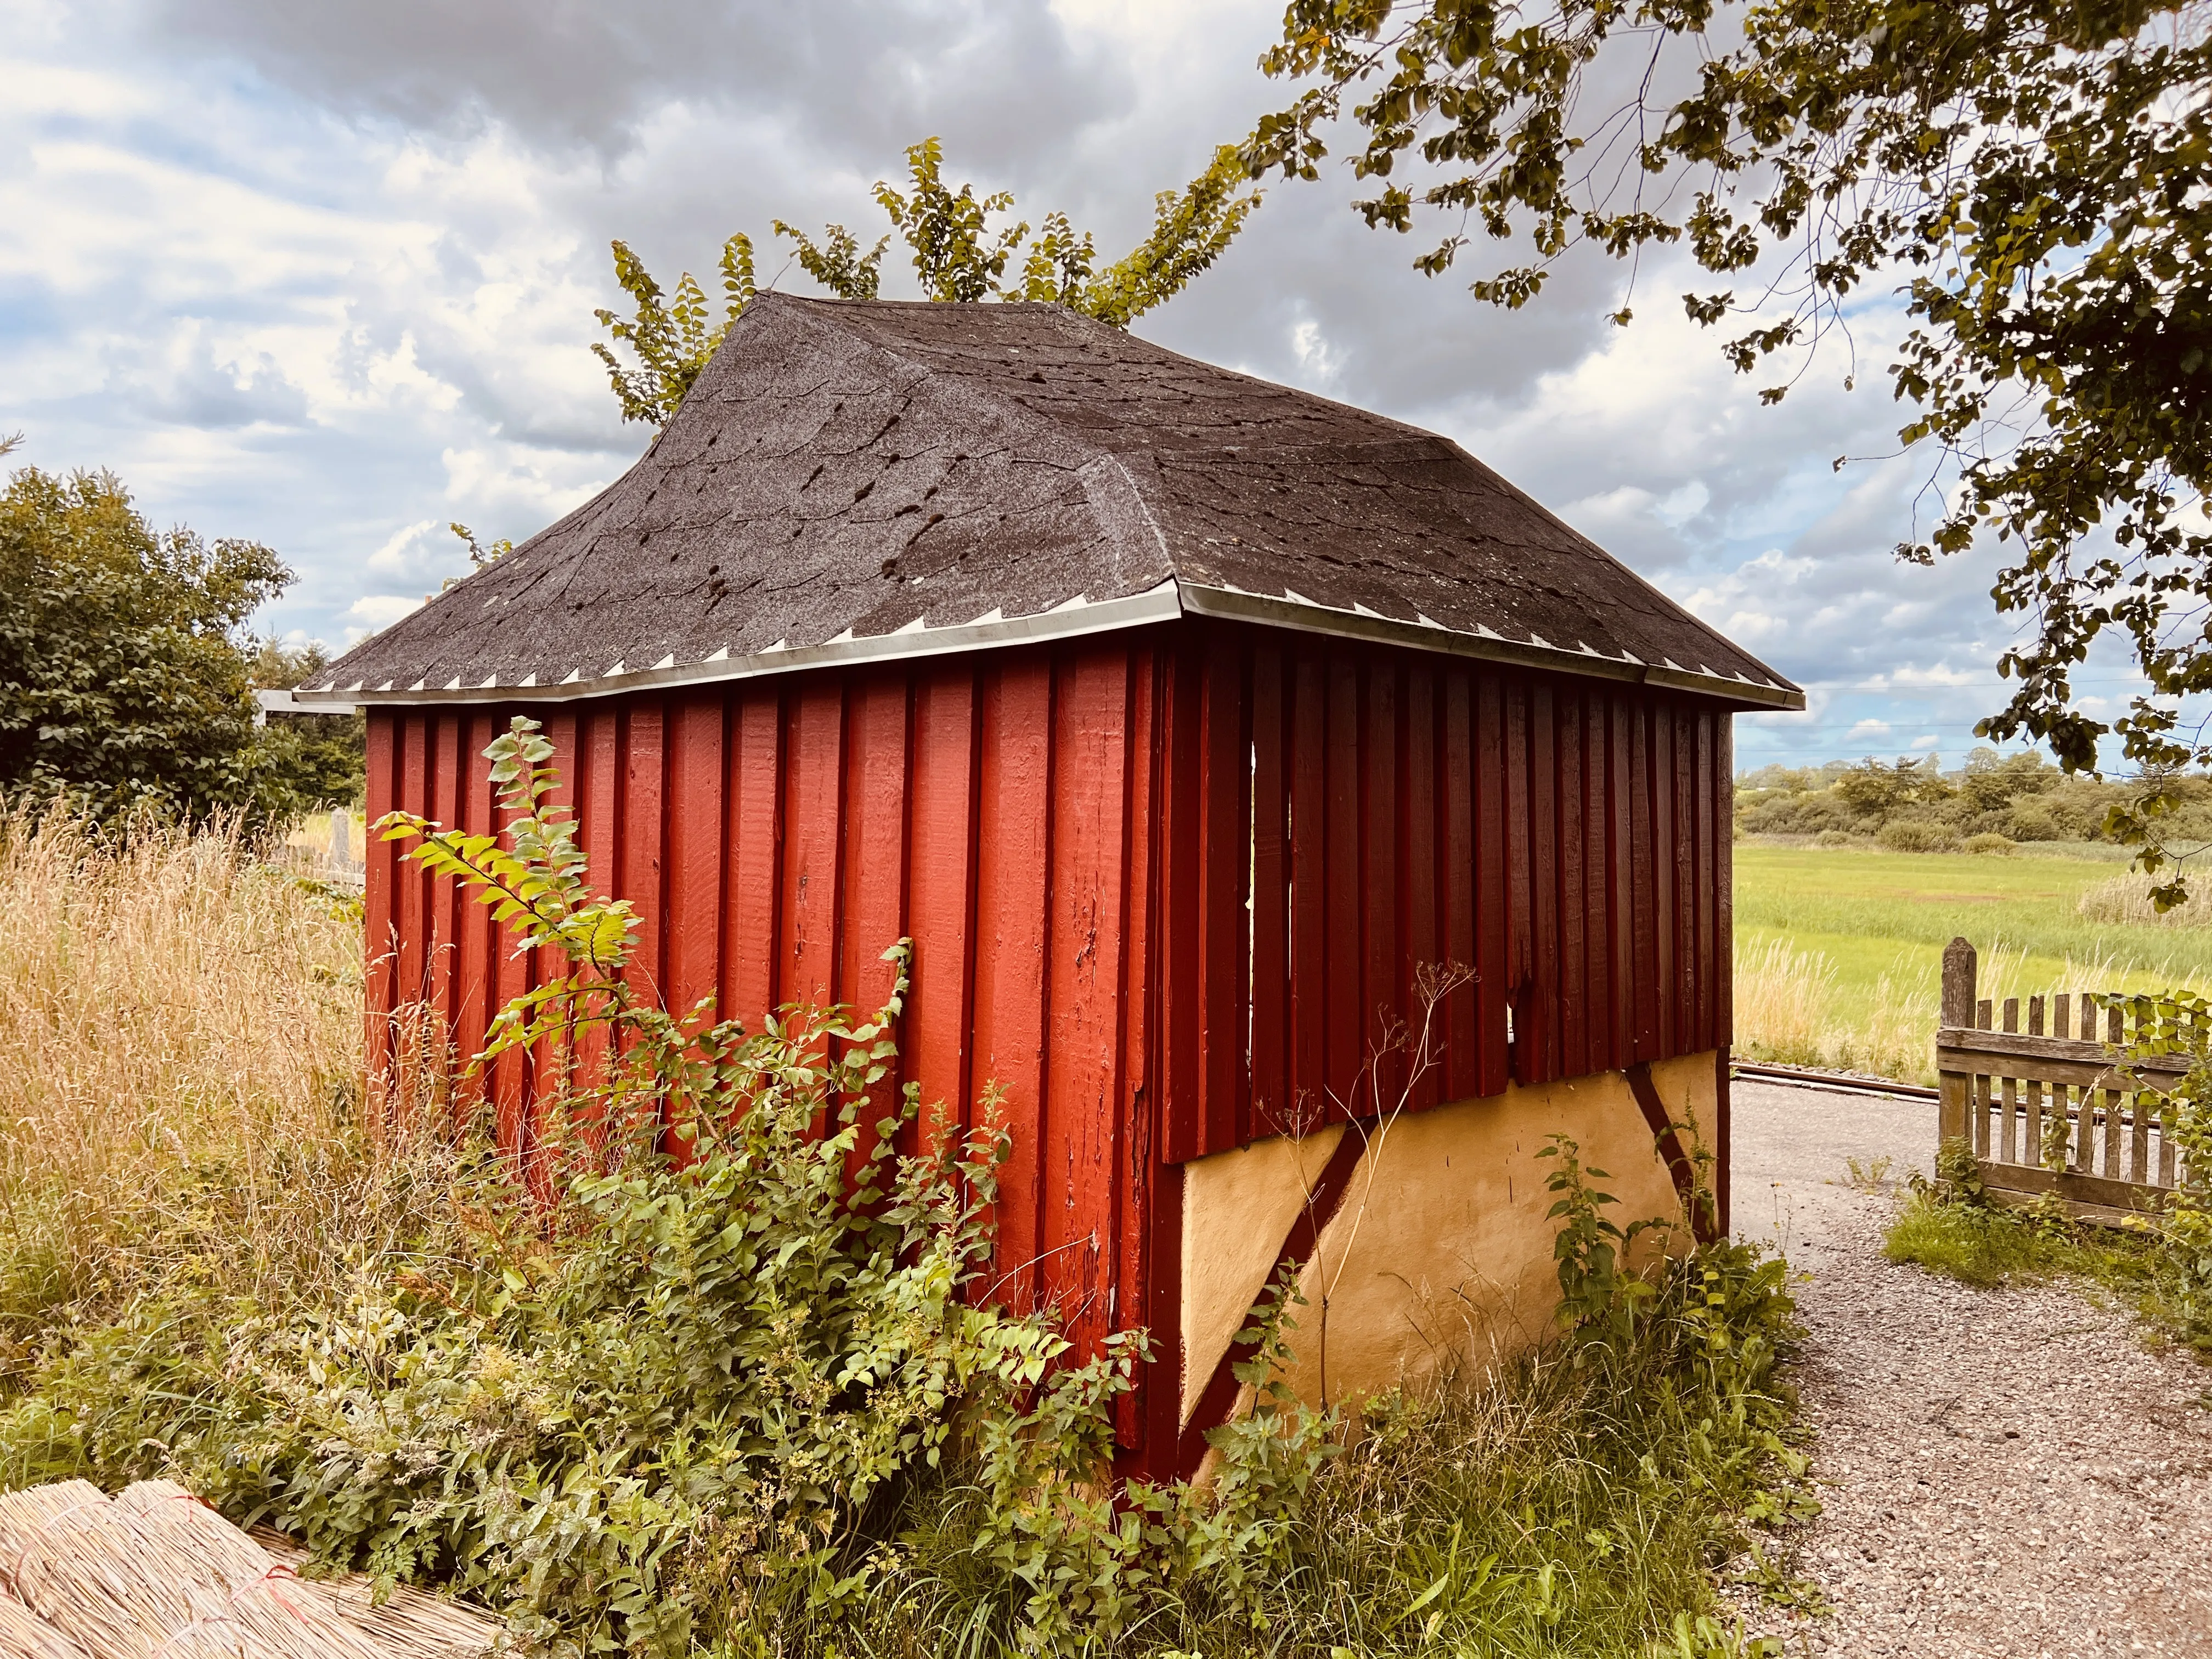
[1736,751,2212,852]
[0,453,362,830]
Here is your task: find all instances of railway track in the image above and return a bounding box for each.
[1731,1060,1939,1102]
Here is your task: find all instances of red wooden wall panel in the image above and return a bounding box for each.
[363,618,1741,1473]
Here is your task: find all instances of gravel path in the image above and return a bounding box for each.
[1728,1078,2212,1658]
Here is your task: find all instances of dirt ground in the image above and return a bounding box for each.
[1728,1078,2212,1658]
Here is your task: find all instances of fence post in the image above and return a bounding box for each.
[1938,936,1976,1143]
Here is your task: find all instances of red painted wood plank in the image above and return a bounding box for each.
[1526,683,1559,1082]
[395,714,429,1012]
[1672,708,1690,1057]
[971,654,1053,1308]
[1362,658,1401,1109]
[363,713,398,1110]
[1248,643,1289,1138]
[1555,686,1588,1080]
[1608,695,1637,1073]
[1286,650,1328,1126]
[1629,701,1660,1058]
[1323,653,1362,1119]
[839,672,912,1025]
[1472,672,1509,1098]
[1440,669,1479,1101]
[428,713,464,1048]
[1041,646,1132,1352]
[1707,716,1725,1053]
[622,699,668,1020]
[724,689,783,1032]
[780,681,845,1015]
[454,711,497,1090]
[1115,642,1165,1457]
[1692,711,1717,1052]
[1197,637,1248,1156]
[1501,681,1532,1082]
[1158,644,1206,1162]
[1401,664,1439,1109]
[1649,702,1678,1057]
[664,692,726,1030]
[905,665,979,1148]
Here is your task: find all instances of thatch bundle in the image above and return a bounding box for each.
[0,1480,274,1657]
[245,1532,496,1659]
[0,1590,92,1659]
[113,1483,386,1659]
[0,1482,500,1659]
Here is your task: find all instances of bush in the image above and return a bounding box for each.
[1876,817,1960,853]
[1963,831,2017,856]
[2004,800,2063,841]
[1812,828,1855,849]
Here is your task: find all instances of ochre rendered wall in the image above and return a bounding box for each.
[1179,1052,1720,1431]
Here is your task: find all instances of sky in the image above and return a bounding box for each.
[0,0,2170,772]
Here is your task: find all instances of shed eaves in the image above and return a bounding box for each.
[308,294,1802,710]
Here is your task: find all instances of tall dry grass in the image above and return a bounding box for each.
[2077,870,2212,928]
[1734,932,2212,1086]
[0,805,440,1369]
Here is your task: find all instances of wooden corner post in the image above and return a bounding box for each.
[1938,936,1977,1143]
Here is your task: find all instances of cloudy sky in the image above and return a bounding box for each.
[1,0,2165,770]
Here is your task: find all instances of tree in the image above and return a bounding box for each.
[1245,1,2212,888]
[592,138,1263,428]
[0,465,352,825]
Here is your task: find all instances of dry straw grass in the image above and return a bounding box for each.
[1734,933,2212,1086]
[2077,869,2212,927]
[0,805,439,1363]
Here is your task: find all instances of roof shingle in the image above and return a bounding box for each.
[311,294,1800,709]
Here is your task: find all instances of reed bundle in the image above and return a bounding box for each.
[0,1591,91,1659]
[114,1483,386,1659]
[245,1532,496,1659]
[0,1480,279,1658]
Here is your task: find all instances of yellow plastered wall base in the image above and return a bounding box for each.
[1179,1052,1718,1426]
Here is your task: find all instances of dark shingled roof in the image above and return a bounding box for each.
[307,294,1801,710]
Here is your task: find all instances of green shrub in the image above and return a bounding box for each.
[1875,817,1960,854]
[1812,828,1855,849]
[1963,831,2016,856]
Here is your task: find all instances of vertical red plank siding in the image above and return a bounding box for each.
[1323,656,1362,1114]
[971,658,1053,1308]
[363,713,398,1104]
[781,683,845,1013]
[1361,661,1400,1105]
[1247,645,1289,1138]
[1716,715,1735,1048]
[665,693,726,1031]
[1439,671,1479,1100]
[360,619,1750,1472]
[1158,647,1205,1164]
[1472,673,1510,1099]
[905,666,979,1142]
[1401,664,1438,1109]
[840,674,912,1025]
[1042,648,1132,1352]
[725,690,783,1027]
[454,712,497,1081]
[1197,645,1248,1153]
[1286,656,1328,1125]
[623,701,667,1014]
[1555,689,1588,1081]
[395,714,429,1010]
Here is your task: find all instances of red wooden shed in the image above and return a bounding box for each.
[303,294,1802,1481]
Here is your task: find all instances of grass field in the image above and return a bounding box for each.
[1733,841,2212,1084]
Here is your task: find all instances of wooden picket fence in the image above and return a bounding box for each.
[1935,936,2190,1224]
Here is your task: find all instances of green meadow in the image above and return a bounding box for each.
[1732,842,2212,1084]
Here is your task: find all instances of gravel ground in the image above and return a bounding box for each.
[1727,1077,2212,1658]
